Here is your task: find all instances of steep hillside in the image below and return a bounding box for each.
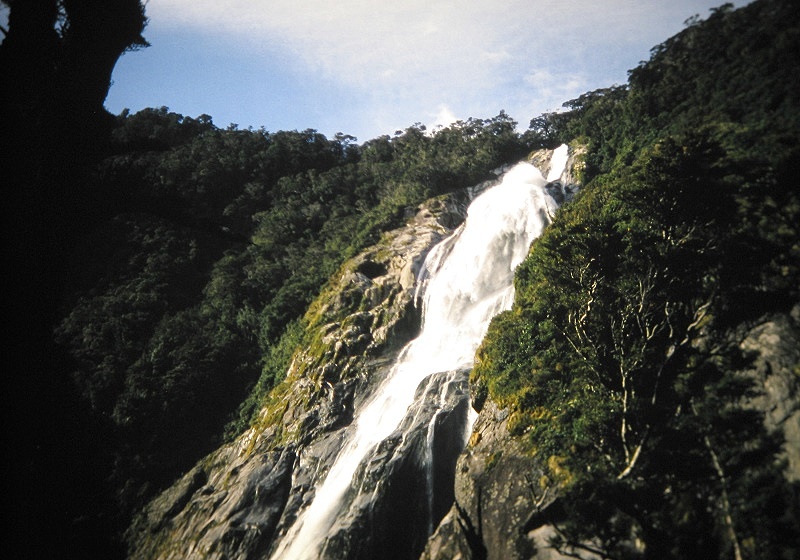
[444,1,800,558]
[35,0,800,558]
[52,109,532,552]
[124,180,480,559]
[124,145,584,560]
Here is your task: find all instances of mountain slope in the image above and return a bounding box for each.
[43,0,800,558]
[444,1,800,557]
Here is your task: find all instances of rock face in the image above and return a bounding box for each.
[125,173,495,560]
[421,399,549,560]
[126,147,592,560]
[315,368,472,560]
[740,305,800,480]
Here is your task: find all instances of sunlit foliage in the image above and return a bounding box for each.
[474,1,800,557]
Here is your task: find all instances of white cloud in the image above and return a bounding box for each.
[429,105,459,131]
[522,68,588,112]
[148,0,643,90]
[140,0,744,137]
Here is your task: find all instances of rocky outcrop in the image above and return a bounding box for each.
[126,446,296,560]
[315,368,472,560]
[740,305,800,480]
[125,147,593,560]
[421,399,551,560]
[125,174,497,560]
[529,142,586,191]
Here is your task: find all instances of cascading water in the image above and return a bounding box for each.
[270,145,570,560]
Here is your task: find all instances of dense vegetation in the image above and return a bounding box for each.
[51,106,532,536]
[474,1,800,558]
[6,1,799,558]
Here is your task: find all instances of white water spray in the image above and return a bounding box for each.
[271,145,569,560]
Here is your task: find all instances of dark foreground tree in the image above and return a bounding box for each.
[0,2,148,558]
[1,0,147,182]
[1,0,149,309]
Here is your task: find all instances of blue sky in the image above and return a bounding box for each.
[4,1,747,142]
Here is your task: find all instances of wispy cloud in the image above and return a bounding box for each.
[428,104,459,131]
[522,68,587,112]
[128,1,742,138]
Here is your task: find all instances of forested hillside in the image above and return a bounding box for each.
[51,107,534,544]
[473,1,800,557]
[4,0,799,558]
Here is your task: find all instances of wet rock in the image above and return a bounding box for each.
[311,369,473,560]
[125,187,479,560]
[528,144,586,189]
[126,447,294,560]
[422,399,552,560]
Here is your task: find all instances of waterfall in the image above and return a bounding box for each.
[270,145,570,560]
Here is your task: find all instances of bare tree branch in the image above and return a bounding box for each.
[617,425,650,479]
[692,401,743,560]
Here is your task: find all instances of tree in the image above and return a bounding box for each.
[1,0,149,311]
[1,0,147,171]
[475,131,800,558]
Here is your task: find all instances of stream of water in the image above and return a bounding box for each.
[270,145,569,559]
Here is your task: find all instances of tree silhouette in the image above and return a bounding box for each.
[1,0,147,182]
[0,2,148,559]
